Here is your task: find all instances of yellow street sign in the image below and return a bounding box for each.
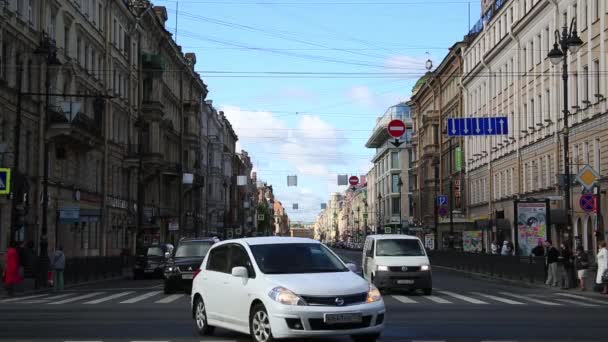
[0,168,11,195]
[576,165,599,191]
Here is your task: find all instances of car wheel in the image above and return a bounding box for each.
[163,281,174,294]
[351,333,381,342]
[194,297,215,336]
[249,303,275,342]
[423,288,432,296]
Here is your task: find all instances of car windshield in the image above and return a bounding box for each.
[146,247,163,257]
[376,239,426,257]
[249,243,348,274]
[175,242,213,258]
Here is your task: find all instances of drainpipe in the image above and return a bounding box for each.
[509,22,523,247]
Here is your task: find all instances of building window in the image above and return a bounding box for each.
[84,45,89,71]
[391,197,400,216]
[573,72,579,106]
[48,11,56,39]
[390,152,399,169]
[99,3,103,30]
[113,19,117,45]
[545,90,550,124]
[582,0,588,29]
[583,65,589,103]
[593,0,599,21]
[76,37,81,65]
[594,138,601,174]
[391,174,400,193]
[593,60,600,100]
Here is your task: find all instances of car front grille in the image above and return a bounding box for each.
[388,266,421,272]
[176,264,199,273]
[300,292,368,306]
[308,316,372,330]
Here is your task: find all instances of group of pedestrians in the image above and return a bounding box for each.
[537,239,608,294]
[2,241,66,297]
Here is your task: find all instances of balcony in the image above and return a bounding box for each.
[184,130,199,145]
[46,103,102,150]
[124,143,163,169]
[142,54,165,72]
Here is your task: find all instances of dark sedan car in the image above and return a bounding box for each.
[163,238,218,294]
[133,244,174,279]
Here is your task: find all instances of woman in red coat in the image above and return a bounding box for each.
[3,241,23,296]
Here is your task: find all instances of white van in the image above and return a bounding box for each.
[362,234,432,295]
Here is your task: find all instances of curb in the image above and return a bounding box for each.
[0,273,132,300]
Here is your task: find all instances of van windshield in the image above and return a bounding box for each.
[376,239,425,257]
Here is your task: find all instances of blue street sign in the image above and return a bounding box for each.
[447,117,509,137]
[437,195,448,206]
[0,168,11,195]
[580,194,595,213]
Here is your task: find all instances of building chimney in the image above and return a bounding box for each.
[153,6,168,27]
[185,53,197,68]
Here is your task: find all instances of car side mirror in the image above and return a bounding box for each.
[164,252,171,259]
[345,263,358,273]
[365,249,373,258]
[231,266,249,279]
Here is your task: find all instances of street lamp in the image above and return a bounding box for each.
[397,176,403,234]
[356,206,361,242]
[377,192,382,234]
[547,17,583,240]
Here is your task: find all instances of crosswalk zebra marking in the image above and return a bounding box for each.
[392,295,418,304]
[155,294,184,304]
[425,295,453,304]
[84,292,135,304]
[472,292,525,305]
[498,292,561,306]
[555,298,599,307]
[556,292,608,305]
[437,290,488,304]
[21,293,74,304]
[0,293,50,303]
[120,291,162,304]
[48,292,106,305]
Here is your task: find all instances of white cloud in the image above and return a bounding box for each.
[384,54,425,71]
[347,85,376,107]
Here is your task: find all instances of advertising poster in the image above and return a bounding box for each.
[424,234,435,250]
[462,231,482,252]
[516,202,548,256]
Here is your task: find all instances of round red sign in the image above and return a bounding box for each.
[349,176,359,186]
[387,119,406,138]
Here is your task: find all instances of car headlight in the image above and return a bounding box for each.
[376,265,389,271]
[268,287,307,306]
[421,265,430,271]
[366,284,382,303]
[166,267,174,273]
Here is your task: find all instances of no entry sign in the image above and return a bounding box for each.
[387,119,406,138]
[349,176,359,186]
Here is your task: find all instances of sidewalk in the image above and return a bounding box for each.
[0,268,133,300]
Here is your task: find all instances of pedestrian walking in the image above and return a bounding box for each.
[51,245,65,292]
[596,241,608,294]
[531,239,545,257]
[501,240,513,256]
[557,243,572,289]
[3,241,23,297]
[490,240,499,255]
[574,246,589,291]
[545,240,559,287]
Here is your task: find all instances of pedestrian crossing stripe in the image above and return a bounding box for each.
[155,293,184,303]
[436,290,488,304]
[471,292,524,305]
[554,298,599,307]
[497,292,561,306]
[120,291,162,304]
[556,292,608,305]
[48,292,105,305]
[84,291,134,304]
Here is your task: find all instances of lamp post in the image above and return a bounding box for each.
[356,206,360,243]
[547,17,583,241]
[377,192,382,234]
[397,176,403,234]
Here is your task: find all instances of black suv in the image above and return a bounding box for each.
[163,238,219,294]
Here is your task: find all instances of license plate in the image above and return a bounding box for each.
[397,279,414,284]
[182,274,193,279]
[324,313,362,324]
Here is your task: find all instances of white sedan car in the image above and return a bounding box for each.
[191,237,385,342]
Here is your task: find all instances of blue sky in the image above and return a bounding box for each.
[155,0,479,222]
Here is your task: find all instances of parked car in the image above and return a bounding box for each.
[164,238,218,294]
[191,237,385,342]
[362,234,432,295]
[133,243,174,280]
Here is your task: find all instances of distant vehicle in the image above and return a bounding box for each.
[191,237,385,342]
[133,243,174,280]
[362,235,432,295]
[164,238,218,294]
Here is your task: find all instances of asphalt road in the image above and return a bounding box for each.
[0,248,606,342]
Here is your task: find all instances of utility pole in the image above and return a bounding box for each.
[449,138,454,248]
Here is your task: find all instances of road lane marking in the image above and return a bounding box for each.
[120,291,162,304]
[391,295,418,304]
[556,293,608,305]
[84,291,134,304]
[425,295,452,304]
[156,294,184,303]
[554,298,599,307]
[498,292,561,306]
[437,290,488,304]
[472,292,525,305]
[0,294,50,303]
[48,292,105,305]
[21,293,74,303]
